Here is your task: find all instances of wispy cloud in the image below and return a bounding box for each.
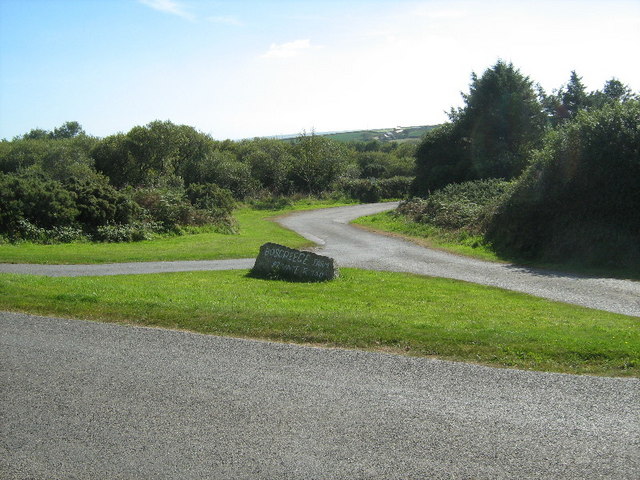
[262,39,317,59]
[207,15,243,27]
[139,0,195,21]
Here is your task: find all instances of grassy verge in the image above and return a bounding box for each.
[353,211,503,262]
[0,198,352,265]
[354,211,640,280]
[1,269,637,376]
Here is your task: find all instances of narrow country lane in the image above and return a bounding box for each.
[1,311,638,479]
[278,203,640,316]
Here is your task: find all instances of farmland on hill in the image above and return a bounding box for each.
[321,125,437,143]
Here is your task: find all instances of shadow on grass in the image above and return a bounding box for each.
[491,249,640,282]
[245,270,338,284]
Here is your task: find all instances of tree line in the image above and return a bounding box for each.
[0,121,415,243]
[2,60,637,269]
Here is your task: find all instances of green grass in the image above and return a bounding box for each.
[0,198,352,265]
[353,211,503,262]
[1,269,637,376]
[354,211,640,280]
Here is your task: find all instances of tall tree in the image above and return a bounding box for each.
[602,78,637,103]
[50,121,85,139]
[413,61,545,194]
[560,71,588,120]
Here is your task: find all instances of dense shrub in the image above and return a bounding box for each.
[132,186,237,234]
[341,179,381,203]
[186,183,237,233]
[487,100,640,267]
[289,135,354,194]
[186,183,235,215]
[411,123,471,195]
[132,188,197,231]
[0,134,97,180]
[9,219,85,244]
[377,176,413,199]
[0,172,79,234]
[356,150,415,179]
[236,138,295,194]
[399,179,512,232]
[65,177,139,231]
[341,176,413,202]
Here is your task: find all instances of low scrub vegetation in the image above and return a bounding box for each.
[487,101,640,269]
[398,179,512,232]
[0,122,415,245]
[0,198,353,264]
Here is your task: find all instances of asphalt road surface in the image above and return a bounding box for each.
[2,311,639,479]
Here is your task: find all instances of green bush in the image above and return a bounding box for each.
[341,176,413,202]
[341,179,381,203]
[186,183,237,233]
[487,100,640,267]
[92,222,160,243]
[0,172,79,234]
[65,176,139,231]
[132,188,197,232]
[377,176,413,199]
[411,123,471,195]
[399,179,512,232]
[8,219,86,244]
[186,183,235,217]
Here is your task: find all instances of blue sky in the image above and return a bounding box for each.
[1,0,639,140]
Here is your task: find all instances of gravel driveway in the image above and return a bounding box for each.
[277,203,640,316]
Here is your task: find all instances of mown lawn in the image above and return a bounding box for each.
[0,199,352,264]
[1,268,637,377]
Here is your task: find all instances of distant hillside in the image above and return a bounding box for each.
[276,125,438,144]
[322,125,437,143]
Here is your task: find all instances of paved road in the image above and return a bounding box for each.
[2,311,639,479]
[1,203,638,316]
[0,258,255,277]
[277,203,640,317]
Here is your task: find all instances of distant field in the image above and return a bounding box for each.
[277,125,437,143]
[322,125,436,143]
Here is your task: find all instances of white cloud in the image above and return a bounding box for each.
[139,0,195,21]
[261,39,317,59]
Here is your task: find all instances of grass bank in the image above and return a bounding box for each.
[353,211,502,262]
[1,269,637,377]
[0,198,352,265]
[354,211,640,280]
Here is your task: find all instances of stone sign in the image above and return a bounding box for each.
[251,243,338,282]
